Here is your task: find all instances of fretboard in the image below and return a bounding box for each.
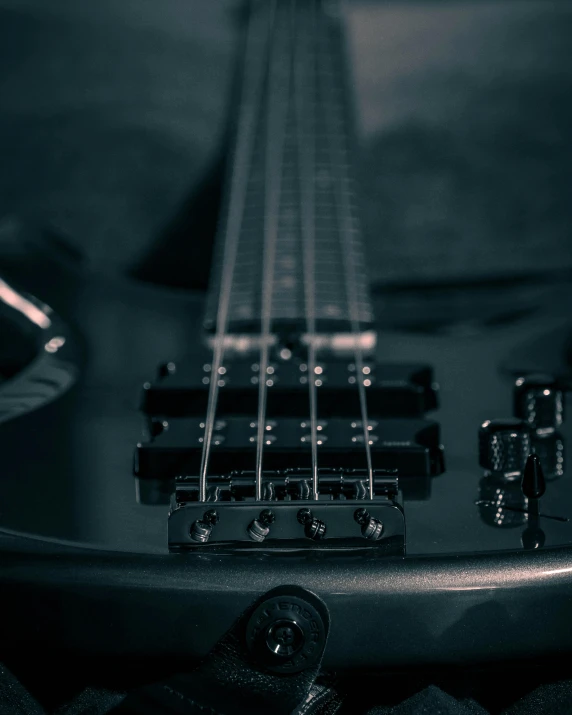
[204,0,373,335]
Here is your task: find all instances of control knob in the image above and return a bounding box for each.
[479,418,531,480]
[514,373,564,434]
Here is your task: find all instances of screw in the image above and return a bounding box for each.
[354,508,383,540]
[354,508,370,525]
[274,626,295,646]
[259,509,275,526]
[297,509,326,540]
[247,510,276,542]
[190,520,212,543]
[203,509,219,526]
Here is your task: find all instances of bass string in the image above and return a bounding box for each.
[254,0,290,500]
[198,1,273,502]
[294,0,320,499]
[320,0,375,498]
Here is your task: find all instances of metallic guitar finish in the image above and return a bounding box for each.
[2,534,572,667]
[1,255,572,664]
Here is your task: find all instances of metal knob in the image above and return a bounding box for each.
[479,419,531,480]
[514,373,564,434]
[530,431,565,480]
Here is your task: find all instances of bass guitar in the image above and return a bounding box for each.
[1,0,571,671]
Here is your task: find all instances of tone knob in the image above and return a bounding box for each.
[530,431,565,480]
[479,419,531,480]
[514,374,564,434]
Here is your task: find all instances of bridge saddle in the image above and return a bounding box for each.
[168,469,405,553]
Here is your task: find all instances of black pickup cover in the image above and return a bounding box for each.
[142,360,438,418]
[136,417,444,480]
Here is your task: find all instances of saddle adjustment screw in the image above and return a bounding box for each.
[190,509,219,543]
[354,508,384,540]
[247,509,276,542]
[297,508,326,540]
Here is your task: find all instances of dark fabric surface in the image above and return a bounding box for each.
[1,0,571,287]
[110,587,330,715]
[3,666,572,715]
[0,664,43,715]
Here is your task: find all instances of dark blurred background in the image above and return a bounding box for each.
[0,0,571,288]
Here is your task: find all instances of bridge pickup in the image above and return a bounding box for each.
[168,498,405,553]
[142,361,438,418]
[135,417,445,480]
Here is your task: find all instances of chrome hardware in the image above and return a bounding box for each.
[479,419,531,480]
[354,508,384,540]
[514,374,565,434]
[297,508,326,540]
[190,509,219,543]
[247,509,275,542]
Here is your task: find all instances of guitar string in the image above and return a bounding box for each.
[293,0,320,499]
[321,0,375,498]
[198,2,272,501]
[254,0,291,500]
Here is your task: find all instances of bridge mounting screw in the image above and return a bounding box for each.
[190,509,219,544]
[247,509,276,542]
[297,508,326,541]
[354,508,384,541]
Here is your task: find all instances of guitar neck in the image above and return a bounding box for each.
[204,0,373,337]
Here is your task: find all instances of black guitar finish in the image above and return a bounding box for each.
[1,0,572,669]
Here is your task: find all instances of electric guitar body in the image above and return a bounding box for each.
[1,0,572,670]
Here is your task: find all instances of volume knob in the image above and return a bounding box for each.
[514,374,564,434]
[479,419,531,480]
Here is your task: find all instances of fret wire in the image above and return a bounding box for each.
[198,2,271,501]
[295,0,320,499]
[321,0,375,498]
[255,0,290,500]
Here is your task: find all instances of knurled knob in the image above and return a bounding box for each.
[479,418,531,480]
[530,431,565,480]
[514,374,564,434]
